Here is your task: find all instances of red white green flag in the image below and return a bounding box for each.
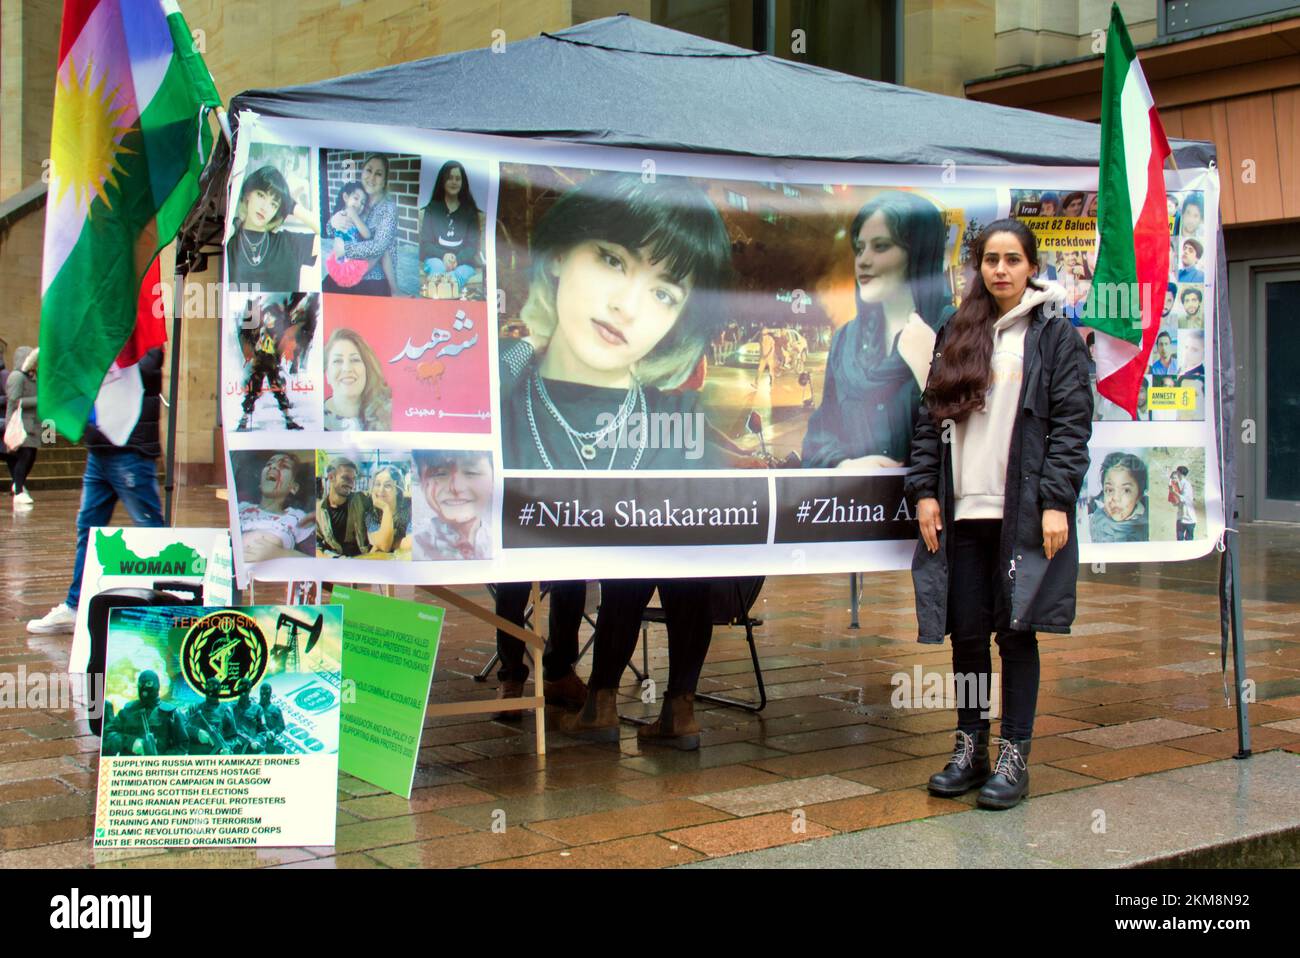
[39,0,220,442]
[1086,3,1172,419]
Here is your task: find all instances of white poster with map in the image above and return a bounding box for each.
[70,528,234,675]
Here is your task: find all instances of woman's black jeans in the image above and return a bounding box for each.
[494,581,586,682]
[589,578,713,698]
[947,518,1040,741]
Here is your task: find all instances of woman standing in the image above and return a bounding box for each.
[905,219,1093,810]
[419,160,481,290]
[5,347,40,509]
[324,155,400,297]
[802,190,953,468]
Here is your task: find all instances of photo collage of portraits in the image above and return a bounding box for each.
[1010,188,1210,423]
[1011,186,1215,543]
[224,143,497,567]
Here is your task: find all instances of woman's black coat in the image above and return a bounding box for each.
[903,303,1094,644]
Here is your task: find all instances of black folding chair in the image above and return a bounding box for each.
[85,581,204,736]
[639,577,767,713]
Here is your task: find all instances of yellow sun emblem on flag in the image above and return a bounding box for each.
[49,56,135,213]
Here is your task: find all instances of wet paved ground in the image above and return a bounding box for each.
[2,487,1298,868]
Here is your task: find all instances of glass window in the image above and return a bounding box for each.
[649,0,897,82]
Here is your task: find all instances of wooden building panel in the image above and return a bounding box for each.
[1275,87,1300,220]
[1176,103,1235,223]
[1224,93,1284,224]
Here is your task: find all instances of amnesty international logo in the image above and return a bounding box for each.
[180,613,267,699]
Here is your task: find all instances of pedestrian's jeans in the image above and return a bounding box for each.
[947,518,1040,741]
[66,450,165,610]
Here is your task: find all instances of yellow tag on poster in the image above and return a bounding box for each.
[1148,386,1196,410]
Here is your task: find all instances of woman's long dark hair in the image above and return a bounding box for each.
[924,218,1042,425]
[848,191,950,361]
[426,160,479,216]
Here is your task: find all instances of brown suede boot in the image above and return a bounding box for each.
[637,692,700,751]
[493,679,526,722]
[543,669,588,710]
[557,687,620,743]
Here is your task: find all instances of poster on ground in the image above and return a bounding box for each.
[93,604,342,849]
[221,112,1225,585]
[70,528,234,675]
[333,586,442,798]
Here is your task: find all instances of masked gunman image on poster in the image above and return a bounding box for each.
[220,112,1225,586]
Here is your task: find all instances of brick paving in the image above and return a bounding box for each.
[1,487,1299,868]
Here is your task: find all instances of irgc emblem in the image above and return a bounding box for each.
[181,612,268,699]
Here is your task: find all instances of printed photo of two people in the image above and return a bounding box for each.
[494,163,1001,474]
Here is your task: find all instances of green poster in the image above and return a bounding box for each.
[332,587,443,798]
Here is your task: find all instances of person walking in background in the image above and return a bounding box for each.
[28,348,166,635]
[1171,465,1196,541]
[5,346,42,509]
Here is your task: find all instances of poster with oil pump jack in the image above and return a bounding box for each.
[93,605,341,848]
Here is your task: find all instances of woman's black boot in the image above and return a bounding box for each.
[977,737,1031,809]
[927,729,990,796]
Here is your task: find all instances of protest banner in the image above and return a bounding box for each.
[222,113,1224,584]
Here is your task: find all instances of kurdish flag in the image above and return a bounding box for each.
[1086,3,1172,419]
[39,0,220,441]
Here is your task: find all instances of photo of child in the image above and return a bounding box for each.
[1147,448,1206,541]
[231,451,317,562]
[1084,450,1150,543]
[314,451,413,560]
[1081,448,1206,543]
[225,293,322,432]
[324,181,374,288]
[225,144,321,293]
[410,450,494,560]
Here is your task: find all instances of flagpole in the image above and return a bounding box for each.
[163,260,186,526]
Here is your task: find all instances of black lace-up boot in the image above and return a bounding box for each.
[977,737,1031,809]
[927,729,990,797]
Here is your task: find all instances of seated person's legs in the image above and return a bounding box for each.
[638,578,715,750]
[559,578,656,741]
[541,580,588,708]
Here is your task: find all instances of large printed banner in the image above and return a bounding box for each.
[222,112,1225,585]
